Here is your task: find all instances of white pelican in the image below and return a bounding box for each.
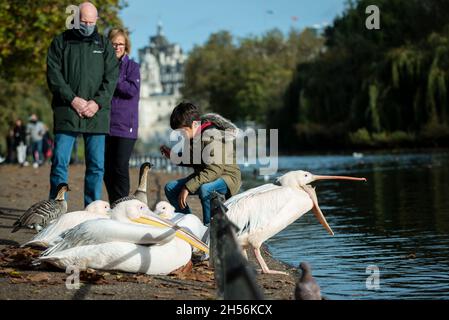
[39,240,192,275]
[154,201,208,241]
[22,200,111,248]
[224,170,366,274]
[43,199,208,255]
[39,199,204,275]
[12,183,69,233]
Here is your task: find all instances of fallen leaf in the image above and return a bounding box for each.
[8,270,22,278]
[169,260,193,276]
[79,269,108,285]
[133,274,152,284]
[27,273,51,282]
[10,277,28,284]
[0,268,16,274]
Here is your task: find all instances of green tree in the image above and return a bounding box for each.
[0,0,126,153]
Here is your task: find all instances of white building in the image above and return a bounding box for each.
[138,23,187,143]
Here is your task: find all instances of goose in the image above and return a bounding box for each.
[12,183,69,233]
[110,162,152,208]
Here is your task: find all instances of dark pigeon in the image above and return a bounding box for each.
[295,262,322,300]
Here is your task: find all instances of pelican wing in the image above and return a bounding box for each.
[22,211,110,248]
[225,186,313,240]
[224,183,281,208]
[42,219,176,256]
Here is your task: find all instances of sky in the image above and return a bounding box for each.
[120,0,349,60]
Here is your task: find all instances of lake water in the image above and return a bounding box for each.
[240,151,449,300]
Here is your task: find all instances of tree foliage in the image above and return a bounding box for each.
[183,0,449,151]
[278,0,449,150]
[182,28,325,125]
[0,0,126,153]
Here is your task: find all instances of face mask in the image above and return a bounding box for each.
[79,22,96,37]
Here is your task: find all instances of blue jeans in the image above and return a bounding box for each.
[31,140,43,164]
[164,177,228,225]
[49,132,105,207]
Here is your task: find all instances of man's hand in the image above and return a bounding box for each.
[71,97,88,117]
[160,145,171,159]
[178,186,189,210]
[82,100,100,118]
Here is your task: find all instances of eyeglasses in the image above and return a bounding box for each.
[112,43,126,48]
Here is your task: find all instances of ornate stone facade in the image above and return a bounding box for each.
[138,23,186,143]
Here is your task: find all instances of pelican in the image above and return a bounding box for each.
[39,199,205,275]
[39,240,192,275]
[224,170,367,274]
[154,201,208,241]
[12,183,69,233]
[43,199,208,255]
[111,162,152,208]
[22,200,111,248]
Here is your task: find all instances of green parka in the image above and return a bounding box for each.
[181,113,242,197]
[46,27,119,134]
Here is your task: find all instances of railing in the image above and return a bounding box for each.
[129,154,192,175]
[210,192,265,300]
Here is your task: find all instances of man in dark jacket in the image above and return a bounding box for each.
[47,2,119,206]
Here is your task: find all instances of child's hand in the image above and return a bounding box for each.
[178,186,189,209]
[160,145,171,159]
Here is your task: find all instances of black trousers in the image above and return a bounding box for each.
[104,135,136,204]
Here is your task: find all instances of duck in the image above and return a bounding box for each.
[11,183,70,233]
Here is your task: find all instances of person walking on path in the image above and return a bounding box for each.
[27,114,46,168]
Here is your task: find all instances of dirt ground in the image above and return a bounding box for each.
[0,163,298,300]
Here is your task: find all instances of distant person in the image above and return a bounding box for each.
[13,119,28,166]
[103,28,141,204]
[27,114,46,168]
[6,127,15,163]
[42,124,54,164]
[161,102,242,226]
[46,1,119,206]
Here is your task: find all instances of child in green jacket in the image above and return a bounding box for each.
[160,102,241,225]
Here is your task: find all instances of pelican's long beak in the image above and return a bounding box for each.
[301,185,334,236]
[313,175,367,182]
[131,215,209,254]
